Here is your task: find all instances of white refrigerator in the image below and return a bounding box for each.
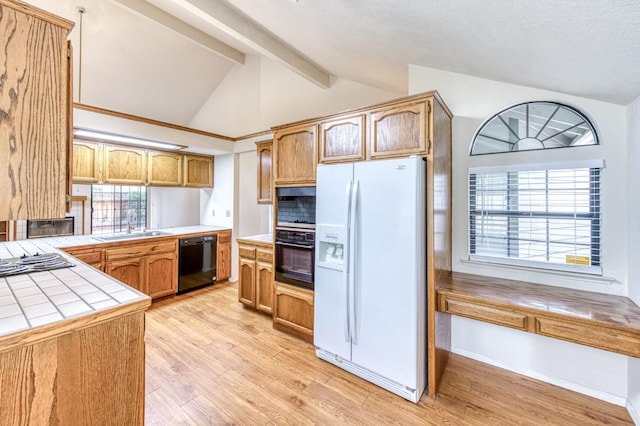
[314,156,426,403]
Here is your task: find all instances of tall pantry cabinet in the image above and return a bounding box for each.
[0,0,74,220]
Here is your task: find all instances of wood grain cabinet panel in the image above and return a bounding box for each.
[147,251,178,299]
[184,154,213,188]
[237,241,273,314]
[73,141,101,183]
[273,282,314,341]
[440,296,529,331]
[0,2,73,220]
[319,114,365,163]
[216,231,231,281]
[105,258,146,294]
[148,151,183,186]
[103,145,147,185]
[273,124,318,186]
[256,141,273,204]
[369,101,429,159]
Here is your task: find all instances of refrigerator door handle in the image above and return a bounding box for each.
[343,180,353,343]
[350,179,359,345]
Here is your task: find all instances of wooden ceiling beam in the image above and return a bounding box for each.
[113,0,245,65]
[177,0,332,89]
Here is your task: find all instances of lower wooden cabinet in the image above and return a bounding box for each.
[237,239,273,314]
[217,231,232,281]
[104,239,178,299]
[273,282,314,341]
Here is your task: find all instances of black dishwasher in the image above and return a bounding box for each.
[178,235,217,294]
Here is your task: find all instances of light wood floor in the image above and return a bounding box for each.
[145,281,634,425]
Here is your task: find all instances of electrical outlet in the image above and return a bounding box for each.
[226,210,231,218]
[211,209,215,217]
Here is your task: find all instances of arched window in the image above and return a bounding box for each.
[470,101,598,155]
[468,102,602,275]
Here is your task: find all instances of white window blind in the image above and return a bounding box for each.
[469,164,601,274]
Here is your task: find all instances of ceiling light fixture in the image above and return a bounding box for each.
[73,128,186,151]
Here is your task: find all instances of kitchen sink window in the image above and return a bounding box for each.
[91,185,148,235]
[468,101,602,275]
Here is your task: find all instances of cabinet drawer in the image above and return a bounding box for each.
[218,232,231,243]
[441,296,528,331]
[71,251,103,265]
[105,241,176,261]
[256,250,273,263]
[239,247,256,260]
[535,317,640,357]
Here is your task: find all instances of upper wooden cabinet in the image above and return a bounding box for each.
[184,154,214,188]
[0,1,73,220]
[148,151,183,186]
[273,124,318,186]
[255,140,273,204]
[103,145,147,185]
[369,100,429,159]
[73,141,101,184]
[72,142,214,188]
[319,114,365,163]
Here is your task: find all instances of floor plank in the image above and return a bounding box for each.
[145,281,634,425]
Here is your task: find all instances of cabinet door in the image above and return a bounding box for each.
[73,142,101,183]
[255,141,273,204]
[148,151,182,186]
[103,145,147,185]
[238,259,256,307]
[216,232,231,281]
[0,4,72,220]
[369,101,429,159]
[255,260,273,314]
[184,154,213,188]
[273,124,317,185]
[273,283,314,341]
[147,251,178,299]
[319,115,365,163]
[105,258,145,293]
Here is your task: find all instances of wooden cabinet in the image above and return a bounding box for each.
[0,1,73,220]
[147,251,178,299]
[104,239,178,298]
[216,230,231,281]
[0,306,147,425]
[184,154,214,188]
[61,245,104,271]
[368,100,429,159]
[148,151,183,186]
[273,124,318,186]
[319,114,365,163]
[73,141,102,183]
[256,140,273,204]
[273,282,314,341]
[0,221,7,242]
[103,145,147,185]
[237,237,274,315]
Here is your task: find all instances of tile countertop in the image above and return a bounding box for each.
[236,233,273,244]
[0,225,230,340]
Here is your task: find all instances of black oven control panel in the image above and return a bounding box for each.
[275,229,315,246]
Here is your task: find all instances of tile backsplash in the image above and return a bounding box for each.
[277,196,316,223]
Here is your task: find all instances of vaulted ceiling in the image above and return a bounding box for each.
[26,0,640,133]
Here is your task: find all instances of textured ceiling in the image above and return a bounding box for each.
[23,0,640,133]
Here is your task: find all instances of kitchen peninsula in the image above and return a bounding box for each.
[0,225,230,424]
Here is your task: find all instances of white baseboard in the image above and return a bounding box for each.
[451,347,628,407]
[627,400,640,425]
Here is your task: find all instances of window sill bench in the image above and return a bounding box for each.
[436,272,640,358]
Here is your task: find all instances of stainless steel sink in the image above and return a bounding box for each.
[94,230,172,242]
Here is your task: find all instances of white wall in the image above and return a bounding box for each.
[200,154,234,229]
[627,95,640,422]
[237,150,271,237]
[148,187,200,230]
[189,56,402,137]
[409,65,630,404]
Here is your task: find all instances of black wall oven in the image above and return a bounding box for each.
[275,228,315,290]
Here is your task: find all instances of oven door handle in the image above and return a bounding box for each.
[275,241,314,249]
